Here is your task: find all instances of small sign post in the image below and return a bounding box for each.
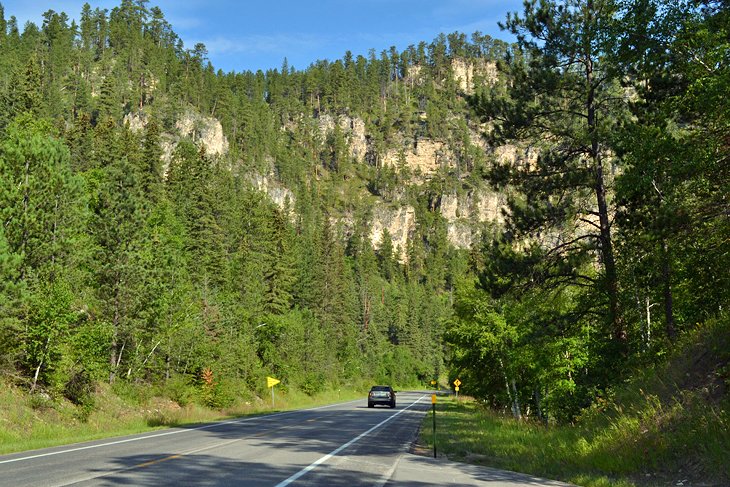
[453,378,461,399]
[267,376,280,407]
[431,394,437,458]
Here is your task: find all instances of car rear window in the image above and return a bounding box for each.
[371,386,390,391]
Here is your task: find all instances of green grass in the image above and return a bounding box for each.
[419,396,657,486]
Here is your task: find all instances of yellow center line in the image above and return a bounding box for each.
[136,454,182,468]
[133,438,240,469]
[134,412,324,468]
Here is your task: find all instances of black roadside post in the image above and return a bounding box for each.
[431,394,437,458]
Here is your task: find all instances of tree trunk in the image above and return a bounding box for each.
[645,296,655,350]
[586,42,624,345]
[500,358,521,420]
[511,378,522,420]
[30,336,51,393]
[109,281,121,384]
[31,359,43,394]
[662,239,677,342]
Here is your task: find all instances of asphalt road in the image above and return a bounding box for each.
[0,391,574,486]
[0,391,430,486]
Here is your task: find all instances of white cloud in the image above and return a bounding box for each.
[204,33,325,56]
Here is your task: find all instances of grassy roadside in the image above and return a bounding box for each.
[0,381,366,455]
[417,396,640,487]
[417,394,730,486]
[417,319,729,487]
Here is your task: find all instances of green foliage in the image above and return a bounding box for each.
[0,114,85,279]
[0,224,23,369]
[63,369,96,421]
[614,0,730,348]
[0,1,724,441]
[22,279,78,391]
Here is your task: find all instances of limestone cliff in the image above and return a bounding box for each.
[175,110,229,158]
[451,58,498,94]
[125,108,230,176]
[151,100,518,256]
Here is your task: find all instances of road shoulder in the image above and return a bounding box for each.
[389,452,577,486]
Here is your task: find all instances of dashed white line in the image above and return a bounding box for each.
[274,395,427,487]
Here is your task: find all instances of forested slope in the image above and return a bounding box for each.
[0,0,509,407]
[0,0,727,433]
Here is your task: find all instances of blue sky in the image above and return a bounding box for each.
[3,1,523,73]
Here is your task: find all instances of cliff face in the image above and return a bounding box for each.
[264,114,521,255]
[139,56,526,257]
[310,110,518,253]
[451,58,498,94]
[125,110,230,175]
[141,103,521,256]
[381,139,451,180]
[175,110,229,157]
[369,205,416,258]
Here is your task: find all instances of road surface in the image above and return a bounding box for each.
[0,391,573,486]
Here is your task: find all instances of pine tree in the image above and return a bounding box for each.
[0,115,85,280]
[0,224,23,371]
[476,0,628,346]
[140,117,163,202]
[88,123,146,383]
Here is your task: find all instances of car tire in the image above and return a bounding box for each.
[390,401,396,408]
[368,402,374,408]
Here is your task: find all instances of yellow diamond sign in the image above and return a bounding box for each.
[453,378,461,387]
[267,376,280,388]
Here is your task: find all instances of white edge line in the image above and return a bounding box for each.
[0,398,362,465]
[275,395,427,487]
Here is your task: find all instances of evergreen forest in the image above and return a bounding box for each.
[0,0,727,427]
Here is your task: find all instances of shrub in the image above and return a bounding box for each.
[64,369,96,422]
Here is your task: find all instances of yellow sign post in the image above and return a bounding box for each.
[431,394,437,458]
[453,378,462,399]
[267,376,280,407]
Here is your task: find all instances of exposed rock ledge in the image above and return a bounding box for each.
[124,110,229,169]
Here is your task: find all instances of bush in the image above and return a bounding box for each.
[64,370,94,406]
[111,380,153,405]
[161,374,195,407]
[28,392,54,411]
[299,372,325,396]
[64,369,96,422]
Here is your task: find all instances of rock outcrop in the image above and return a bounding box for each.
[381,140,452,179]
[175,110,229,158]
[451,58,498,94]
[439,189,507,248]
[123,109,230,176]
[369,205,416,261]
[250,173,295,213]
[317,113,368,163]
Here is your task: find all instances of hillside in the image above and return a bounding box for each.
[0,1,519,408]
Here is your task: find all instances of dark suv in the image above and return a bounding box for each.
[368,385,396,408]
